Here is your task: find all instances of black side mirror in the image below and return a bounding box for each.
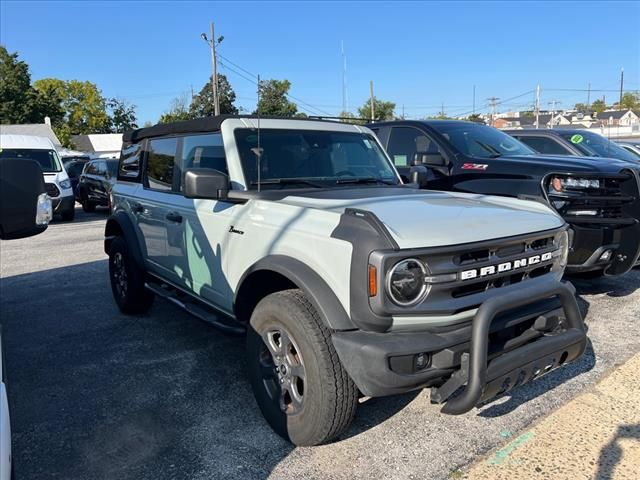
[183,168,230,200]
[413,152,447,167]
[0,157,50,240]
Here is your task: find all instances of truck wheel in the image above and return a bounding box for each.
[60,206,75,221]
[82,195,96,213]
[108,236,154,314]
[246,289,358,446]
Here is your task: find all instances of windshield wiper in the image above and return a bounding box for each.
[473,141,502,157]
[250,178,325,188]
[335,176,395,185]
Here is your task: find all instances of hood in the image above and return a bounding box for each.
[278,188,563,249]
[500,154,636,174]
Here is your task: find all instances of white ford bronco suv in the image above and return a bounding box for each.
[105,116,587,446]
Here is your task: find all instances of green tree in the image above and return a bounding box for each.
[0,46,56,124]
[357,97,395,121]
[254,79,297,117]
[34,78,111,146]
[591,99,607,113]
[158,94,192,123]
[108,97,138,132]
[574,102,589,113]
[465,113,485,124]
[618,92,640,110]
[189,74,238,117]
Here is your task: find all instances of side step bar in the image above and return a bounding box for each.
[145,282,246,335]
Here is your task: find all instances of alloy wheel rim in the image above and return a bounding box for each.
[259,327,306,414]
[112,252,128,299]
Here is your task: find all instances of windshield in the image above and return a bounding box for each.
[558,132,639,162]
[234,129,399,189]
[0,148,62,172]
[430,123,535,158]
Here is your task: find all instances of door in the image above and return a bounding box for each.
[169,132,237,311]
[135,137,182,282]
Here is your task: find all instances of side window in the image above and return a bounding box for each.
[85,161,98,175]
[96,161,107,177]
[118,142,142,181]
[517,136,569,155]
[387,127,439,167]
[146,137,177,192]
[181,133,227,174]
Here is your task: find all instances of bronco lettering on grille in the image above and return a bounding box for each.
[460,252,553,281]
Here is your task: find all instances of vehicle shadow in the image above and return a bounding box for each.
[566,269,640,298]
[0,259,415,480]
[595,424,640,480]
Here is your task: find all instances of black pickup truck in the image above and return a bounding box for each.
[369,120,640,277]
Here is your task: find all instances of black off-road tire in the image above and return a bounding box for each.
[246,289,358,446]
[108,236,154,314]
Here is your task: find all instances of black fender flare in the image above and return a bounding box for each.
[234,255,356,331]
[104,211,145,269]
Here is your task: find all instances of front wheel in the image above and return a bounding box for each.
[108,236,154,314]
[246,289,358,446]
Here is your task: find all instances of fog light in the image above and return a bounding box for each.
[415,352,430,370]
[599,250,613,262]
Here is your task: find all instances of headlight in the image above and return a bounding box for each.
[549,176,600,193]
[550,230,569,279]
[386,258,429,306]
[35,193,53,226]
[59,179,72,190]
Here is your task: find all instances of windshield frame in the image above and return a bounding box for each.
[429,122,536,159]
[232,128,402,190]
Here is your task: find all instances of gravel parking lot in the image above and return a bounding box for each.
[1,207,639,480]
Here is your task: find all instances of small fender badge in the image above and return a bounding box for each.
[229,225,244,235]
[462,163,489,171]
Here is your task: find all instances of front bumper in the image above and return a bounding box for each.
[332,279,586,414]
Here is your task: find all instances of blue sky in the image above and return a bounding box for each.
[1,1,639,124]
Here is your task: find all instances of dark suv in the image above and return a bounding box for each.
[506,129,640,163]
[78,159,118,212]
[370,120,640,277]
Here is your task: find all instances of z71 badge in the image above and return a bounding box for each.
[461,163,489,171]
[460,252,554,280]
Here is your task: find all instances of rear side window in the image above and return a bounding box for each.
[146,137,177,191]
[387,127,438,167]
[118,143,142,181]
[516,136,569,155]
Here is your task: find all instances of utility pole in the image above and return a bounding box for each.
[441,101,445,118]
[548,100,561,129]
[587,82,591,106]
[535,84,540,129]
[487,97,499,126]
[402,104,405,120]
[619,67,624,110]
[201,23,221,116]
[369,80,375,121]
[472,85,476,115]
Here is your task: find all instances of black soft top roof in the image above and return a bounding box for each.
[122,115,340,143]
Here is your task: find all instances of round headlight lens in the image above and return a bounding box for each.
[551,230,570,279]
[386,258,428,306]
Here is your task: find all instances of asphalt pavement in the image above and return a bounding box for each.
[1,206,639,480]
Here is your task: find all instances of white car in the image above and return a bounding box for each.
[0,134,75,221]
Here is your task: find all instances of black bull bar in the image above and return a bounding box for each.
[436,280,587,415]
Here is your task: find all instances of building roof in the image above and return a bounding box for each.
[595,109,635,120]
[71,133,123,153]
[0,134,56,150]
[0,123,62,147]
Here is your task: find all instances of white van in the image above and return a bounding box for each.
[0,135,75,221]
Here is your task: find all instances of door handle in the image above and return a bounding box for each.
[166,212,183,223]
[132,202,144,213]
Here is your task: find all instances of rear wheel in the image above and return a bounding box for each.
[82,192,96,213]
[108,236,154,314]
[246,289,358,446]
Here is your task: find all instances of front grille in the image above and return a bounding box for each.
[549,173,638,225]
[45,183,60,197]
